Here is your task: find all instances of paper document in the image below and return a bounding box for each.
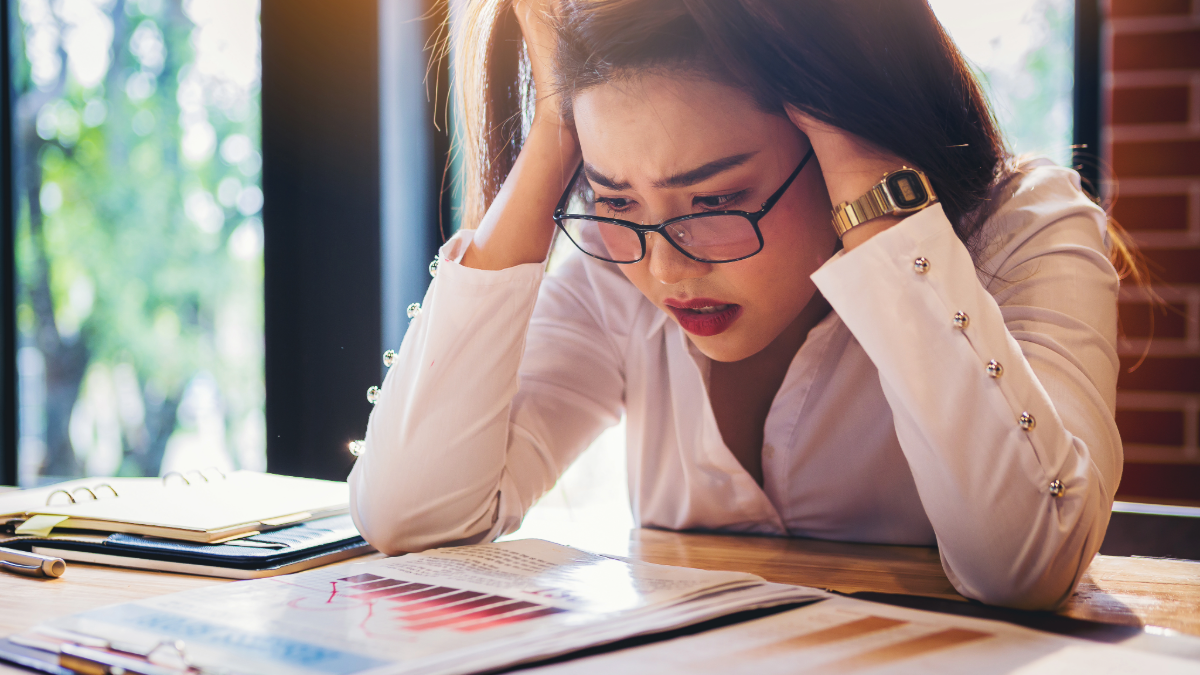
[18,539,825,675]
[523,595,1200,674]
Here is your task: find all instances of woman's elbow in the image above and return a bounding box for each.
[350,473,501,555]
[959,570,1079,610]
[353,504,496,555]
[359,526,478,557]
[949,529,1100,610]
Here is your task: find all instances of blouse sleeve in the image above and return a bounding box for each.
[810,166,1121,610]
[348,232,625,555]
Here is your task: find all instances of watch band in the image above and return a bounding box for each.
[831,168,938,238]
[831,183,894,238]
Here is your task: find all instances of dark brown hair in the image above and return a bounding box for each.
[453,0,1140,284]
[552,0,1005,244]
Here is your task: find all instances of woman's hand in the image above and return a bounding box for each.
[460,0,580,271]
[786,107,912,251]
[514,0,567,124]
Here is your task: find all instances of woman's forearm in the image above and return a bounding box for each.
[462,117,581,271]
[350,235,548,553]
[349,230,625,555]
[812,187,1120,609]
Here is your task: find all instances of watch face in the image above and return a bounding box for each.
[886,170,928,209]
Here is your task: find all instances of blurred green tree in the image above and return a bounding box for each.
[13,0,263,484]
[931,0,1075,166]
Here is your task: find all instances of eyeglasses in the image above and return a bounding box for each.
[553,147,814,264]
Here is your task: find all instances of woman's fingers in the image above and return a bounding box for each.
[782,106,836,138]
[785,105,913,250]
[513,0,554,48]
[784,104,908,209]
[513,0,567,121]
[513,0,558,75]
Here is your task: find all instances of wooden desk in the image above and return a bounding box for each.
[2,528,1198,674]
[626,529,1200,636]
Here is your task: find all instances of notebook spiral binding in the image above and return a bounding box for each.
[160,467,226,487]
[43,467,228,506]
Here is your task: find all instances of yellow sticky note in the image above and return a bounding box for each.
[15,514,70,537]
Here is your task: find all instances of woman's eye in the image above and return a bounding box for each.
[695,191,746,210]
[596,197,634,212]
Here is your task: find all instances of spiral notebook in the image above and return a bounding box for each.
[15,514,372,579]
[0,471,350,543]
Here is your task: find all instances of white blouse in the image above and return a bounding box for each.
[349,162,1122,610]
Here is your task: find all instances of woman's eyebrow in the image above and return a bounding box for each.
[583,164,631,191]
[583,151,759,192]
[653,152,758,189]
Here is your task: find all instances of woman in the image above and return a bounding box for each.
[350,0,1128,610]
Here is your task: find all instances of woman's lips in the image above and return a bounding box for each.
[664,298,743,337]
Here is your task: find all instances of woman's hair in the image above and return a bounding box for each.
[451,0,1141,282]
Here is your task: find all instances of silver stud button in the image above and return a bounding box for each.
[913,257,930,274]
[407,302,422,319]
[429,256,440,277]
[953,311,969,329]
[1018,411,1036,431]
[986,360,1003,378]
[382,349,396,368]
[1049,479,1065,498]
[366,386,381,405]
[348,440,365,457]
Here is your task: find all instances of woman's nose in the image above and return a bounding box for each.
[645,232,710,285]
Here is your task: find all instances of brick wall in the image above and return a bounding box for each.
[1105,0,1200,503]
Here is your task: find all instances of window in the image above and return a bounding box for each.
[930,0,1076,167]
[11,0,264,486]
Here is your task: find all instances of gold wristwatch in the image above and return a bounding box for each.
[831,167,938,238]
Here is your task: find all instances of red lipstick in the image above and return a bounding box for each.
[664,298,743,337]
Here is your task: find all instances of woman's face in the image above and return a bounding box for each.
[572,74,837,362]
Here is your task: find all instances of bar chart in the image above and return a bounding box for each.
[335,573,570,633]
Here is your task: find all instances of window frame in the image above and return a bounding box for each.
[0,0,15,486]
[1073,0,1102,193]
[261,0,445,480]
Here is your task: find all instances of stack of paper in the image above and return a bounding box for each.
[1,471,349,542]
[1,472,368,578]
[7,539,826,675]
[524,595,1200,674]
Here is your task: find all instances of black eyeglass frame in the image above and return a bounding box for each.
[553,147,815,264]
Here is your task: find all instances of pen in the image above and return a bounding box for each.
[0,546,66,578]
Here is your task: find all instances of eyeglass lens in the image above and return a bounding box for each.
[558,216,761,263]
